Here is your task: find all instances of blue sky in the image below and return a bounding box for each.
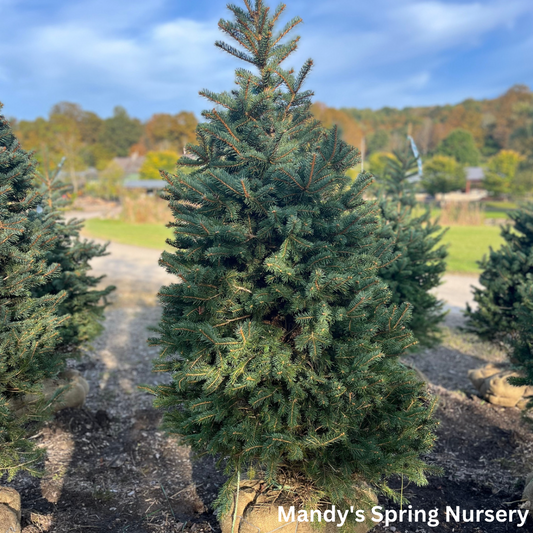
[1,0,532,120]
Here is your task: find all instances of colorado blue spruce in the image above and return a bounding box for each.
[149,0,437,519]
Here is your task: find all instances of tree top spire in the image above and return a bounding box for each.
[216,1,303,71]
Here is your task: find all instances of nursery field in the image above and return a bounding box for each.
[14,205,523,533]
[441,226,504,273]
[5,255,532,532]
[83,219,172,250]
[83,217,504,274]
[413,207,511,221]
[4,0,533,529]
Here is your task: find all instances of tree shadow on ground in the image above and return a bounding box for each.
[372,384,532,533]
[7,300,224,532]
[403,324,507,393]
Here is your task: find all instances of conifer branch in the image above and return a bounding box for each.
[215,40,255,65]
[272,16,302,47]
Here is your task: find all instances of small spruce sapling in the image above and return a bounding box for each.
[465,204,533,343]
[149,0,437,521]
[377,149,448,347]
[507,283,533,409]
[31,155,115,355]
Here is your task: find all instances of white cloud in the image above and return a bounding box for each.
[23,20,225,91]
[285,0,533,108]
[0,2,237,117]
[0,0,532,118]
[390,1,527,48]
[294,0,533,73]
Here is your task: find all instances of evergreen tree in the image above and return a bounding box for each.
[465,204,533,343]
[0,107,67,478]
[150,0,436,520]
[377,149,448,347]
[32,156,115,355]
[507,283,533,408]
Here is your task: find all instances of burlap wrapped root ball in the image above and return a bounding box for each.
[0,487,21,533]
[220,480,377,533]
[10,369,89,415]
[468,365,533,408]
[467,364,501,390]
[522,472,533,511]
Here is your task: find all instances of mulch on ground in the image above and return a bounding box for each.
[4,306,533,533]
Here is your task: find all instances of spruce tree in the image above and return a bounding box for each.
[150,0,436,520]
[32,156,115,355]
[507,283,533,409]
[0,107,67,478]
[377,149,448,347]
[465,204,533,343]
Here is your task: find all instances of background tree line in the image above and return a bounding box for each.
[315,84,533,197]
[11,103,198,192]
[10,84,533,198]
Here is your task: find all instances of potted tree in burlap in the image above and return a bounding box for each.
[465,203,533,343]
[149,2,437,531]
[0,107,67,481]
[507,283,533,407]
[465,204,533,407]
[377,149,448,347]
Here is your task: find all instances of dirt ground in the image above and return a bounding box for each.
[4,240,533,533]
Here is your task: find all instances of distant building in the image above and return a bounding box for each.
[465,167,485,193]
[123,179,166,195]
[57,167,98,186]
[113,154,146,179]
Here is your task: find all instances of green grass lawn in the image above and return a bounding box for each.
[483,210,510,219]
[483,200,518,211]
[441,226,504,274]
[83,218,173,249]
[412,206,510,220]
[82,218,505,275]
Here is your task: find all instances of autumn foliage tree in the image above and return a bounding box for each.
[483,149,525,196]
[310,102,364,150]
[421,155,466,196]
[13,87,533,197]
[144,112,198,154]
[139,150,180,181]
